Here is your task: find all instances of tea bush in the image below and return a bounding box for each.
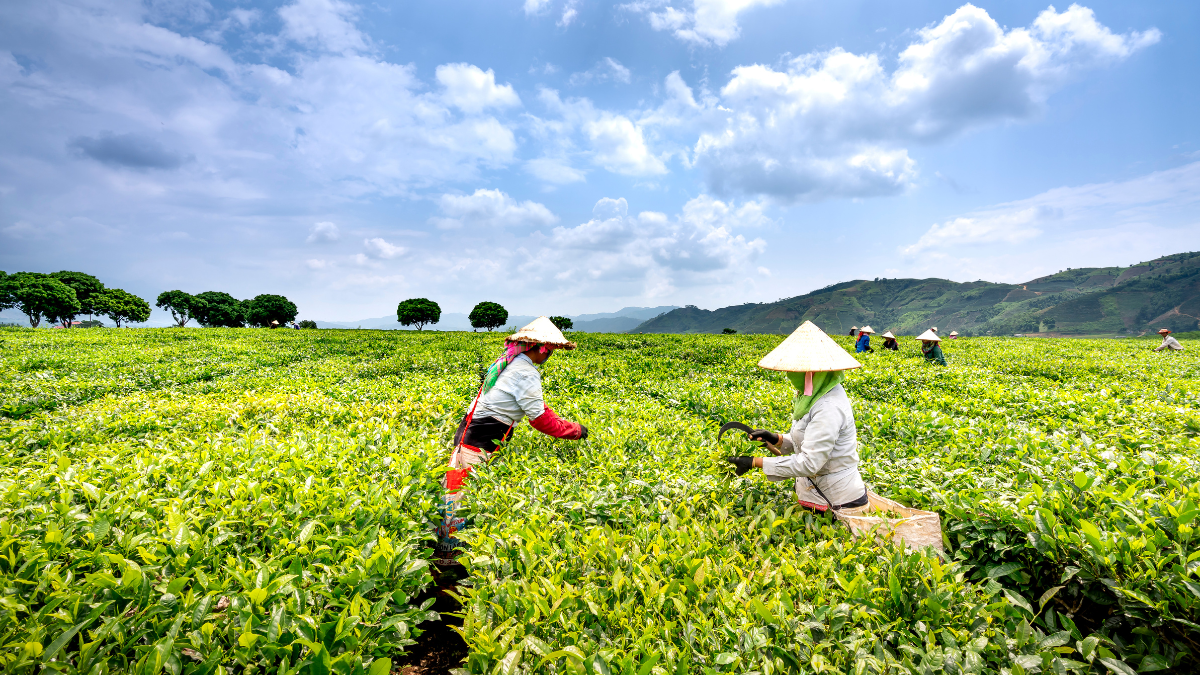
[1,328,1197,674]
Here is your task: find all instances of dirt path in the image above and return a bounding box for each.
[394,566,469,675]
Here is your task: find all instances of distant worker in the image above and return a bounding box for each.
[269,320,280,329]
[849,326,858,337]
[948,331,959,340]
[725,321,868,512]
[855,326,874,353]
[881,331,899,351]
[931,326,939,334]
[292,321,300,329]
[1155,328,1184,352]
[918,328,946,365]
[437,317,588,564]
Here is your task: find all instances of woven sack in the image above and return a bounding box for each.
[835,492,943,554]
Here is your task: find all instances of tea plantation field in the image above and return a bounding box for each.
[2,328,1198,675]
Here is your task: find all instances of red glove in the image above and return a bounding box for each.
[529,405,587,440]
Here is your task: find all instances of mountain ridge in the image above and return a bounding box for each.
[632,252,1200,336]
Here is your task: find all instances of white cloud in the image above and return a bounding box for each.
[306,221,340,243]
[585,114,667,176]
[547,194,766,289]
[524,0,579,26]
[691,4,1159,200]
[902,207,1046,254]
[306,258,329,269]
[624,0,785,47]
[363,237,406,259]
[899,161,1200,279]
[436,63,521,114]
[278,0,369,54]
[569,58,632,86]
[432,188,558,229]
[525,157,587,185]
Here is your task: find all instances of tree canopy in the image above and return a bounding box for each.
[397,298,441,331]
[244,294,298,327]
[549,316,574,330]
[194,291,246,327]
[94,288,151,327]
[50,271,105,325]
[6,273,81,328]
[156,290,205,328]
[469,301,509,331]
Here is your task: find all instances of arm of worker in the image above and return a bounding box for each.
[1154,341,1166,352]
[756,406,842,478]
[515,374,588,440]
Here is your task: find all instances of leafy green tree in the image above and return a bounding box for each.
[244,294,299,328]
[397,298,441,331]
[194,291,246,327]
[0,271,12,311]
[549,316,573,330]
[298,319,318,329]
[156,290,205,328]
[469,301,509,331]
[95,288,151,327]
[722,327,737,334]
[8,273,80,328]
[50,271,105,326]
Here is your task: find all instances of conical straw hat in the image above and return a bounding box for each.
[916,329,940,341]
[507,316,576,349]
[859,325,874,334]
[758,321,862,372]
[949,331,958,336]
[882,331,895,339]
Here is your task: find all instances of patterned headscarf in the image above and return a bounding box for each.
[482,341,553,393]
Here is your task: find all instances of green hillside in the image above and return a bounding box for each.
[634,251,1200,336]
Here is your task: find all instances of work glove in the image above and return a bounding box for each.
[579,425,589,440]
[746,429,780,447]
[725,456,755,476]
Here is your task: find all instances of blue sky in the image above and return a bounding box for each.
[2,0,1198,322]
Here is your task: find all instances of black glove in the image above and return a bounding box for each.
[725,456,755,476]
[747,429,780,447]
[579,425,589,440]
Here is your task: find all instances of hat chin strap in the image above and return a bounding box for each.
[804,371,813,396]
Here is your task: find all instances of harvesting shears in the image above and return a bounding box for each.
[717,421,783,455]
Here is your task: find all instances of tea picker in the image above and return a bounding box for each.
[721,321,943,552]
[723,321,870,511]
[435,317,589,565]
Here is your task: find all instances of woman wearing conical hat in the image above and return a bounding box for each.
[880,331,899,351]
[725,321,868,512]
[854,326,874,353]
[436,316,588,563]
[917,328,946,365]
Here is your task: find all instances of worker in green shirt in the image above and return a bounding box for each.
[917,328,946,365]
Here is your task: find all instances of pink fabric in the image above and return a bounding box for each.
[529,405,583,439]
[804,371,813,396]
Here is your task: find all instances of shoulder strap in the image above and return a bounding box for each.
[808,477,840,511]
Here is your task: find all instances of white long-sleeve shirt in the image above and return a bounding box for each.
[470,353,545,425]
[1155,336,1184,352]
[760,384,866,506]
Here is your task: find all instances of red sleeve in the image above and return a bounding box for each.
[528,405,583,439]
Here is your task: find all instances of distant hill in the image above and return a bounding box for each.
[633,252,1200,336]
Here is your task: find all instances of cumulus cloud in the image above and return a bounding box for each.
[546,194,766,291]
[525,157,587,185]
[569,58,632,86]
[306,221,340,243]
[624,0,785,47]
[363,237,405,258]
[432,189,558,229]
[436,63,521,113]
[692,3,1159,200]
[585,114,667,176]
